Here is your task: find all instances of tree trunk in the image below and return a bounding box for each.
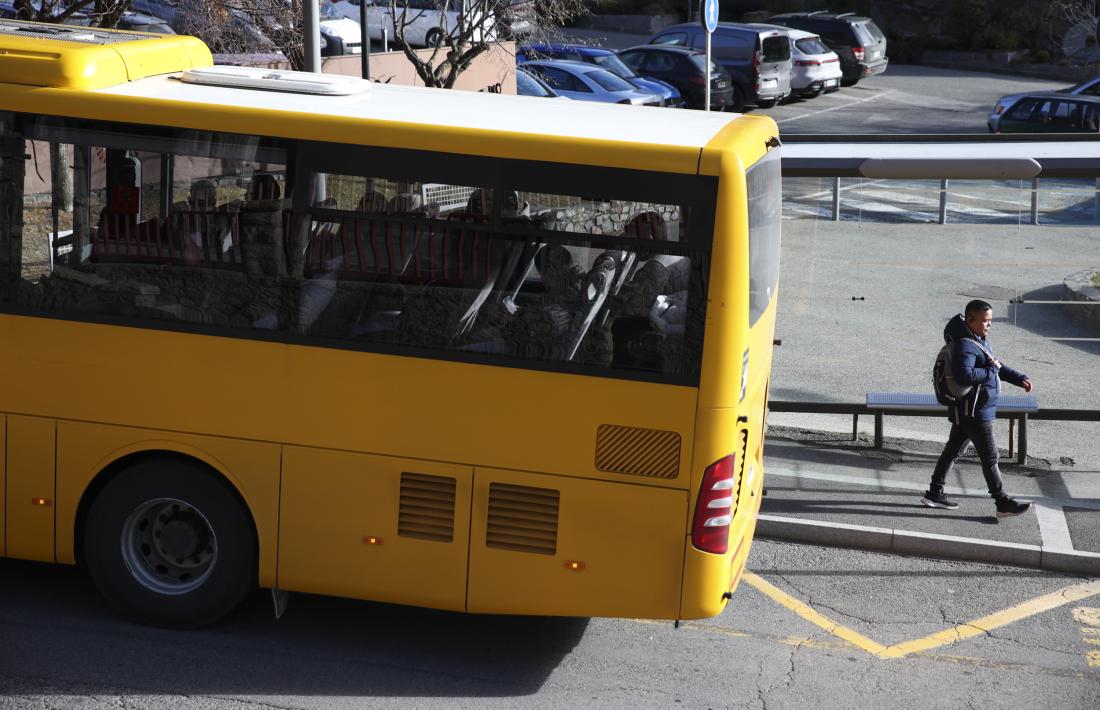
[50,143,73,213]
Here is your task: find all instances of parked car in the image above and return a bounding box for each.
[334,0,494,48]
[767,11,888,86]
[128,0,275,52]
[517,43,683,107]
[617,45,734,111]
[497,0,535,39]
[519,60,662,106]
[786,28,842,98]
[316,0,365,55]
[988,93,1100,134]
[647,22,791,111]
[989,74,1100,130]
[515,66,565,98]
[0,2,174,34]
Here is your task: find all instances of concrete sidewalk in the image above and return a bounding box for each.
[757,434,1100,575]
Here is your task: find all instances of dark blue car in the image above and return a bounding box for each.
[517,43,684,108]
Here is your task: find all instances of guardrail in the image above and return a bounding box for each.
[768,400,1100,466]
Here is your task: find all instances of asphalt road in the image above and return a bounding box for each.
[2,541,1098,709]
[766,64,1069,134]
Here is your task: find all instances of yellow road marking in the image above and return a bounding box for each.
[743,571,1100,660]
[1089,651,1100,667]
[742,572,887,656]
[1072,607,1100,627]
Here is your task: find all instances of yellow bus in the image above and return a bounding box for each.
[0,20,781,628]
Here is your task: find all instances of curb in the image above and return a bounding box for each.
[756,514,1100,576]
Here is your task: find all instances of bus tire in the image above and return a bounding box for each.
[83,458,256,629]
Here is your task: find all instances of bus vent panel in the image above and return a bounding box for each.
[397,472,457,543]
[486,483,560,555]
[595,424,681,479]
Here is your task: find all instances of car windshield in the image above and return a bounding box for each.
[689,54,723,75]
[591,53,636,78]
[795,36,830,55]
[516,69,553,97]
[585,68,634,92]
[321,0,343,19]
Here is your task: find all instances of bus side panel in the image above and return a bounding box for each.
[5,415,55,562]
[55,421,281,587]
[278,447,472,612]
[0,414,6,556]
[468,467,686,618]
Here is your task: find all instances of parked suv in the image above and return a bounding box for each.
[648,22,791,111]
[767,11,887,86]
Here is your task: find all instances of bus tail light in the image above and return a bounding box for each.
[691,454,736,554]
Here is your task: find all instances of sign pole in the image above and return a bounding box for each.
[705,30,711,112]
[700,0,718,112]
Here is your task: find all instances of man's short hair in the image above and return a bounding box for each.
[965,299,992,319]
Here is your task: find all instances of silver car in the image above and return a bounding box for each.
[520,60,663,106]
[988,75,1100,132]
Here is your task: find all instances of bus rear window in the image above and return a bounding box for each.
[747,151,781,326]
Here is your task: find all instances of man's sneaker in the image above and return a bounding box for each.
[995,497,1033,517]
[920,491,959,510]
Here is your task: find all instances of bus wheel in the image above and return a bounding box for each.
[84,458,256,628]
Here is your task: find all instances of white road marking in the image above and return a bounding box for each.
[775,89,896,124]
[1034,499,1075,550]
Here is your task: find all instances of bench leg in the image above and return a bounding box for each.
[1008,418,1015,460]
[1018,415,1028,466]
[874,412,883,449]
[852,414,858,441]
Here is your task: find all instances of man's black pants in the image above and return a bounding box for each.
[930,419,1005,500]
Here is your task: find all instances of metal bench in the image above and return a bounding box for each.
[865,393,1039,465]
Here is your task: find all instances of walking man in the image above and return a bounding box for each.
[922,300,1034,517]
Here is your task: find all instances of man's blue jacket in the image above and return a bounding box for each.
[944,314,1028,423]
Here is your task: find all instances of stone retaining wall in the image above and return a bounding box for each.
[1063,268,1100,330]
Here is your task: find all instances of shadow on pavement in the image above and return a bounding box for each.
[0,558,588,698]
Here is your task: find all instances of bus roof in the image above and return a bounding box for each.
[0,20,777,174]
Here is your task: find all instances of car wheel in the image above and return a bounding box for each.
[802,86,824,99]
[424,28,444,48]
[84,458,257,628]
[726,85,746,113]
[756,99,777,108]
[840,76,860,87]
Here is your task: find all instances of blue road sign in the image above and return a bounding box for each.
[701,0,719,34]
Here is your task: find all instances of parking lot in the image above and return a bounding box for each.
[560,27,1075,134]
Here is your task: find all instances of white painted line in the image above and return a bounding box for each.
[775,89,896,124]
[1034,499,1075,551]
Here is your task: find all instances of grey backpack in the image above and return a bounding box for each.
[933,337,993,406]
